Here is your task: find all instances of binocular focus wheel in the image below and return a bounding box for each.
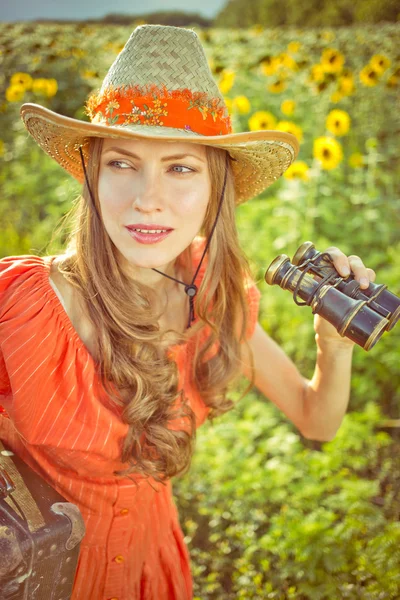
[292,241,315,266]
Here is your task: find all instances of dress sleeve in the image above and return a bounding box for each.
[0,255,54,416]
[0,257,22,413]
[0,257,24,399]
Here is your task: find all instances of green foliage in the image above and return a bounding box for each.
[174,392,400,599]
[0,126,80,257]
[215,0,400,28]
[99,11,212,28]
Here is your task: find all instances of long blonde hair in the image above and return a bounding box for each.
[56,137,256,484]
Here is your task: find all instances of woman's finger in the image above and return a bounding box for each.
[323,248,375,289]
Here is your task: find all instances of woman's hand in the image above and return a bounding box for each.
[313,247,376,347]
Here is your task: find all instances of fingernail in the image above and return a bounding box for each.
[360,278,369,287]
[341,267,350,276]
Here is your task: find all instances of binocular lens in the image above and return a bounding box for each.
[312,285,389,350]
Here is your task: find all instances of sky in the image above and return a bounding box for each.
[0,0,227,22]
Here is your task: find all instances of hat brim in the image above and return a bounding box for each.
[20,103,300,205]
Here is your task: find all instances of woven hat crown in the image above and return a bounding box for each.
[84,24,232,136]
[101,25,225,102]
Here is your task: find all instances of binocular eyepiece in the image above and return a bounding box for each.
[265,241,400,351]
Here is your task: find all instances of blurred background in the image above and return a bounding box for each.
[0,1,399,598]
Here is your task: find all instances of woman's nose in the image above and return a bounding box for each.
[133,172,164,212]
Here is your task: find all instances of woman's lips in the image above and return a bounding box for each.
[125,227,173,245]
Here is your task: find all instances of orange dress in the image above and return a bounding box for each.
[0,237,260,600]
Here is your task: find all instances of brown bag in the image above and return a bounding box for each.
[0,439,85,599]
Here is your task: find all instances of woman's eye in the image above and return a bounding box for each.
[108,160,130,170]
[170,165,195,174]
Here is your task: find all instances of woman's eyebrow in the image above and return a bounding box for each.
[103,146,205,163]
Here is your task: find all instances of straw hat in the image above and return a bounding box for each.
[20,24,300,205]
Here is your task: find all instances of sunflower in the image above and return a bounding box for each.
[392,66,400,78]
[321,31,336,43]
[316,80,329,94]
[248,111,277,131]
[277,53,298,72]
[287,41,301,54]
[45,78,58,98]
[386,74,399,89]
[31,78,58,98]
[309,64,325,83]
[280,100,296,116]
[321,48,345,74]
[348,152,364,168]
[330,91,345,104]
[326,109,351,136]
[104,42,125,55]
[5,84,25,102]
[250,24,264,36]
[283,160,310,181]
[260,56,279,76]
[10,72,33,90]
[276,121,303,143]
[338,72,355,95]
[313,136,343,170]
[32,78,50,95]
[370,54,391,74]
[359,65,380,87]
[223,97,233,114]
[71,48,86,58]
[267,79,287,94]
[81,70,99,80]
[232,95,251,114]
[218,70,235,95]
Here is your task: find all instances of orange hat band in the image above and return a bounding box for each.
[84,83,233,136]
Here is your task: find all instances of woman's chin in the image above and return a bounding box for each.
[120,249,177,271]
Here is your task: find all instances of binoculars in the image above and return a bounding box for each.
[265,241,400,351]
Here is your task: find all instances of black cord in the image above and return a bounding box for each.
[293,254,344,311]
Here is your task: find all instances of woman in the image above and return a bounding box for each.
[0,24,375,600]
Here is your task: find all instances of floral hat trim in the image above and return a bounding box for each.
[84,83,233,136]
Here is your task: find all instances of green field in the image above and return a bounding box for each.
[1,21,399,599]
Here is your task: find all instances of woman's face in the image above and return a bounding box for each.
[98,137,211,271]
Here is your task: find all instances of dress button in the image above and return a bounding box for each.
[120,508,129,515]
[108,597,119,600]
[114,555,124,563]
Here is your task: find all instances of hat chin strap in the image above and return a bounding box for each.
[79,147,228,329]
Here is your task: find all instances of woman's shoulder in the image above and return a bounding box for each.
[0,254,50,299]
[0,253,64,324]
[0,252,48,274]
[0,251,94,367]
[48,254,73,308]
